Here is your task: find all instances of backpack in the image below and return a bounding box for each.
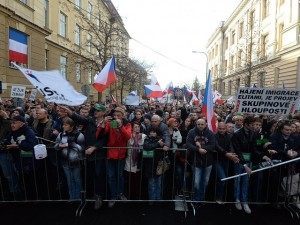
[60,132,83,163]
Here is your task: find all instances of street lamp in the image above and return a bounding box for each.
[192,50,208,80]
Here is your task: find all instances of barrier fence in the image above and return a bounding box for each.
[0,143,299,217]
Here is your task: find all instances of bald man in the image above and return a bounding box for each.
[186,118,216,202]
[33,108,53,141]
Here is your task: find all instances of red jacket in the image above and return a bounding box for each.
[104,121,132,159]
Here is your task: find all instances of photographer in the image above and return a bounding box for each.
[99,106,132,207]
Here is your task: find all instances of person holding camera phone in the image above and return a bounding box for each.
[99,106,132,208]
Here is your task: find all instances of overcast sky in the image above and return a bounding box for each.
[111,0,241,89]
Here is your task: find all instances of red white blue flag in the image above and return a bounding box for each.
[202,72,217,133]
[93,56,117,92]
[9,28,28,66]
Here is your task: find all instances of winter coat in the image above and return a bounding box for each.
[186,126,216,167]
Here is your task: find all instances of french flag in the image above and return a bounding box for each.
[144,84,163,98]
[202,72,217,133]
[93,56,117,92]
[9,28,28,65]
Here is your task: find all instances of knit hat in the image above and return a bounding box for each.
[114,106,125,115]
[94,103,106,112]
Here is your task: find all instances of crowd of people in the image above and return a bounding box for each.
[0,97,299,214]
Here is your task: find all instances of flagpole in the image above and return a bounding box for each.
[221,157,300,182]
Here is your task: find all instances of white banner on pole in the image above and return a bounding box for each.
[11,85,26,99]
[236,87,300,115]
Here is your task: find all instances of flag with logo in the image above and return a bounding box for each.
[13,63,87,106]
[9,28,28,66]
[93,56,117,92]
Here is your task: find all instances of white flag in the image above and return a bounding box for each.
[14,64,87,106]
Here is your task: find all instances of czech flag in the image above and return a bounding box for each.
[9,28,28,65]
[93,56,117,92]
[202,73,217,133]
[144,84,163,98]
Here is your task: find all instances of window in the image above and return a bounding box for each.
[231,30,236,45]
[87,2,93,20]
[258,72,265,87]
[224,37,228,50]
[215,45,218,57]
[59,12,67,37]
[45,49,49,70]
[239,21,244,38]
[237,50,242,67]
[236,78,240,92]
[249,10,255,30]
[224,60,228,74]
[76,63,81,82]
[214,65,218,76]
[278,23,284,50]
[262,0,269,19]
[87,34,92,52]
[279,0,285,6]
[228,80,232,95]
[230,55,234,69]
[60,56,67,79]
[88,67,92,84]
[44,0,49,28]
[75,0,81,9]
[75,24,81,45]
[261,34,269,58]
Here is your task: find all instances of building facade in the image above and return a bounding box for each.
[206,0,300,97]
[0,0,130,101]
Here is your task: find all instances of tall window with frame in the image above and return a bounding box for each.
[44,0,49,28]
[75,0,81,9]
[249,10,255,30]
[262,0,269,20]
[87,34,92,52]
[59,12,67,37]
[231,30,236,45]
[88,67,92,84]
[87,2,93,20]
[239,21,244,38]
[278,23,284,50]
[60,56,67,79]
[76,63,81,82]
[75,24,81,46]
[261,34,268,59]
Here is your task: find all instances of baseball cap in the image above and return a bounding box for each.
[94,103,106,112]
[11,115,26,123]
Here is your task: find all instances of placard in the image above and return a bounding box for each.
[11,85,26,99]
[236,87,300,115]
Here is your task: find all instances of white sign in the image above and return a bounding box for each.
[13,63,87,106]
[11,85,26,99]
[236,87,300,115]
[29,89,38,101]
[124,95,140,106]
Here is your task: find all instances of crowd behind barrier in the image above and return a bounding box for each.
[0,97,299,216]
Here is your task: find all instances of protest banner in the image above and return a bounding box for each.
[28,89,38,101]
[236,87,300,115]
[11,85,26,99]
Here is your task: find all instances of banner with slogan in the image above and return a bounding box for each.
[11,85,26,99]
[236,87,300,115]
[13,63,87,106]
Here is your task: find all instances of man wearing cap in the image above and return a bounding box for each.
[99,106,132,207]
[2,115,37,198]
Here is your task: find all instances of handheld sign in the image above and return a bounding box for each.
[11,86,26,99]
[236,87,300,115]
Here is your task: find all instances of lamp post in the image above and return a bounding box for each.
[192,51,208,81]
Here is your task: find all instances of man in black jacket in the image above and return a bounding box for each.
[186,118,216,202]
[215,122,238,203]
[231,116,255,214]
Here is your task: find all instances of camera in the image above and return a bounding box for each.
[110,120,118,129]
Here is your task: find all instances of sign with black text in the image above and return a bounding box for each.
[236,87,300,115]
[11,85,26,99]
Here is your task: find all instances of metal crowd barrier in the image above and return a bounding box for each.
[0,143,299,218]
